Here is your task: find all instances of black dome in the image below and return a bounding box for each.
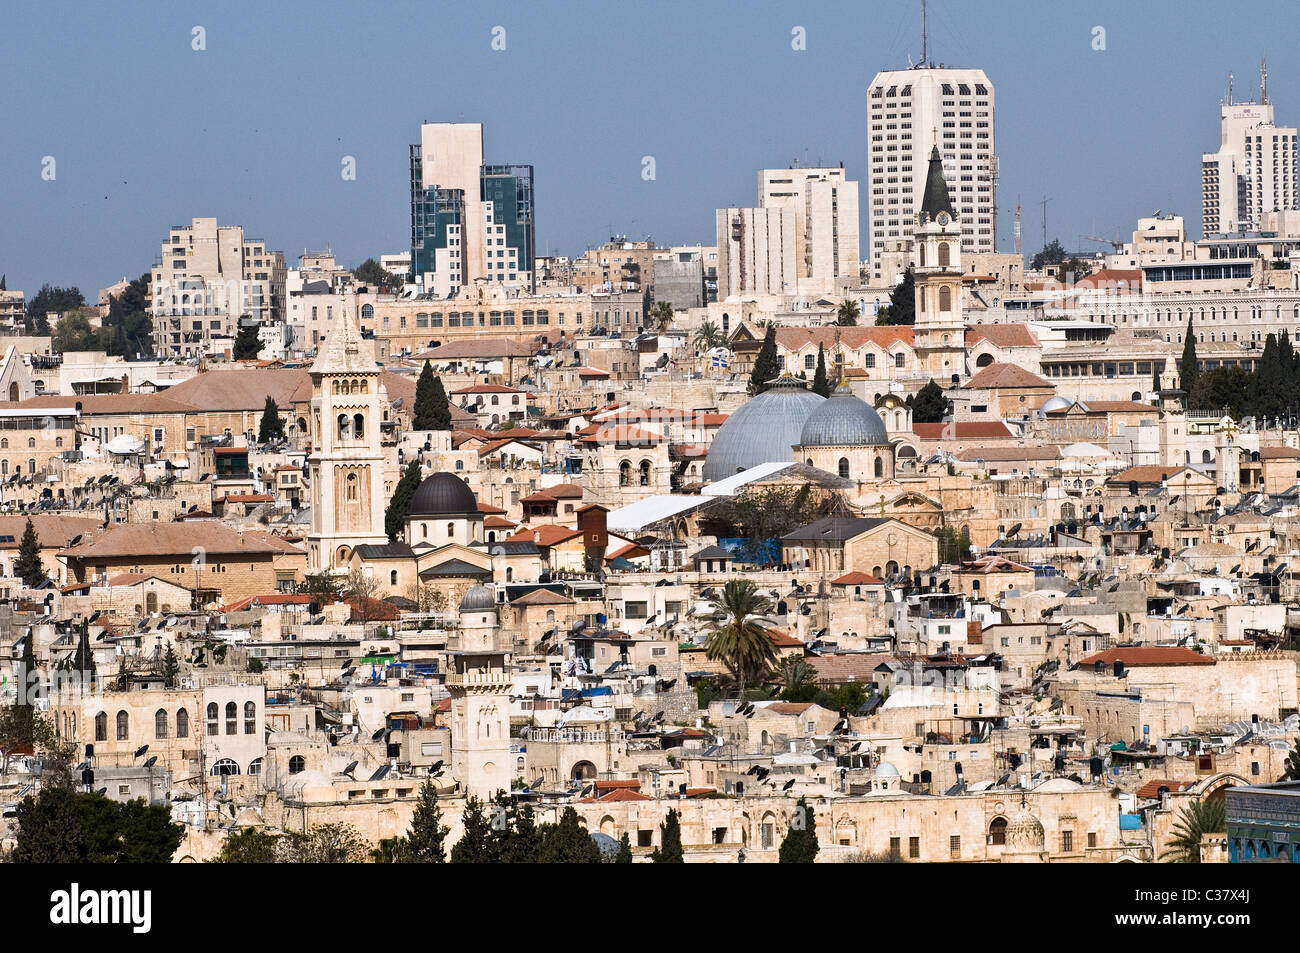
[408,471,478,517]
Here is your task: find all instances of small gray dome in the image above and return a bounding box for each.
[798,384,890,447]
[409,471,477,517]
[1040,394,1075,413]
[703,376,826,482]
[459,583,496,613]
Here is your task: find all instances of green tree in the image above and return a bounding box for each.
[215,827,281,862]
[101,274,154,357]
[704,579,776,697]
[386,461,423,542]
[778,656,819,703]
[414,362,452,430]
[372,836,413,863]
[0,707,52,776]
[50,309,98,353]
[1159,798,1224,863]
[693,319,725,352]
[354,257,402,290]
[651,301,675,332]
[162,642,180,688]
[748,325,778,395]
[538,806,602,863]
[651,809,684,862]
[1031,237,1068,271]
[876,269,915,326]
[615,831,633,863]
[26,284,84,336]
[835,298,860,327]
[257,396,285,443]
[1189,366,1254,419]
[451,795,497,863]
[232,320,262,360]
[297,572,344,598]
[500,800,543,863]
[1282,737,1300,781]
[14,518,47,587]
[406,779,449,862]
[71,619,96,686]
[908,379,950,423]
[278,822,368,863]
[934,525,973,564]
[12,786,84,862]
[811,344,831,397]
[779,797,820,862]
[1178,319,1199,399]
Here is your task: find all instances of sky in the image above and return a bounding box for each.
[0,0,1294,297]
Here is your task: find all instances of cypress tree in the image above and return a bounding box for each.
[537,806,601,863]
[1256,333,1284,421]
[71,619,95,686]
[385,461,423,542]
[501,801,542,863]
[414,361,452,430]
[450,795,496,863]
[615,831,633,863]
[749,326,778,396]
[232,321,262,360]
[651,808,684,862]
[1178,318,1199,400]
[162,642,180,688]
[429,376,452,430]
[257,396,284,443]
[407,779,449,862]
[812,344,831,397]
[778,797,820,863]
[14,518,47,587]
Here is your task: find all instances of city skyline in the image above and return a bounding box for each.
[1,0,1296,295]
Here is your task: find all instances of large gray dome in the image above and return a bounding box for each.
[703,376,825,482]
[798,384,890,447]
[409,471,478,517]
[459,583,496,613]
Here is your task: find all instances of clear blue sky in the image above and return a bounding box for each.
[0,0,1292,296]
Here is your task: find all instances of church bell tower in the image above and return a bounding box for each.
[911,145,966,376]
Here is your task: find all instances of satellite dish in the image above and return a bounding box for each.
[1006,523,1022,539]
[143,756,157,768]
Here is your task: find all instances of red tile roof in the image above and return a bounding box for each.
[964,362,1052,389]
[1077,646,1215,668]
[774,326,914,351]
[965,324,1039,348]
[505,524,582,547]
[831,571,885,585]
[1136,779,1195,799]
[912,421,1015,440]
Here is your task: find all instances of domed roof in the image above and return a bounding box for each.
[798,384,890,447]
[1004,803,1046,853]
[872,760,900,778]
[702,376,825,482]
[459,583,496,613]
[409,471,478,517]
[1040,394,1079,413]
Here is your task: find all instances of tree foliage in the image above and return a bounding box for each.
[1159,798,1224,863]
[407,779,450,862]
[279,823,368,863]
[812,344,831,397]
[835,298,860,327]
[876,268,915,326]
[779,797,820,862]
[908,379,950,423]
[537,806,601,863]
[451,794,497,863]
[651,809,684,862]
[14,518,47,587]
[386,461,423,542]
[233,321,262,360]
[748,325,779,395]
[354,257,403,290]
[215,827,281,863]
[14,789,184,863]
[257,396,285,443]
[414,362,452,430]
[101,274,154,357]
[1178,318,1199,398]
[1030,237,1068,271]
[704,579,777,696]
[26,284,84,336]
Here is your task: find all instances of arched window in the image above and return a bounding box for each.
[874,456,884,478]
[989,816,1008,845]
[116,710,129,741]
[939,286,952,312]
[447,522,455,538]
[337,414,350,440]
[639,460,651,486]
[353,413,364,439]
[176,708,189,738]
[210,759,240,777]
[155,709,168,738]
[361,304,374,319]
[346,472,358,501]
[938,242,950,267]
[288,755,306,775]
[94,711,107,741]
[390,570,398,585]
[244,701,256,734]
[248,758,264,776]
[919,244,926,267]
[838,457,850,479]
[619,461,632,486]
[206,702,219,736]
[225,701,237,734]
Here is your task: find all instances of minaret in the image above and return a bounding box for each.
[911,146,966,376]
[1216,417,1241,493]
[306,309,389,573]
[448,584,512,797]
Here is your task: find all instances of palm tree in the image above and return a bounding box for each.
[836,298,861,327]
[704,580,776,697]
[694,319,725,353]
[778,656,817,700]
[1159,798,1225,863]
[652,301,675,332]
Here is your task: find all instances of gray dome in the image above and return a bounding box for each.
[702,377,825,482]
[1040,394,1075,413]
[798,384,890,447]
[409,471,478,517]
[459,583,496,613]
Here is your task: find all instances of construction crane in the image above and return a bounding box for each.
[1084,235,1125,253]
[997,204,1023,256]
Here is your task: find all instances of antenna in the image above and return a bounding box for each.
[921,0,928,65]
[1228,72,1234,106]
[1261,54,1268,105]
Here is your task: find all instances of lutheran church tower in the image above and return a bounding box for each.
[306,311,389,573]
[911,145,966,375]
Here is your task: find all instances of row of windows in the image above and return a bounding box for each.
[92,702,257,741]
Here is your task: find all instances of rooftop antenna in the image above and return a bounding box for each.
[1228,72,1234,106]
[921,0,928,66]
[1261,55,1268,105]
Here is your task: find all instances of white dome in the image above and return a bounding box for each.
[1040,395,1077,413]
[873,760,900,778]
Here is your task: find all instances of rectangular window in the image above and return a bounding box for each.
[950,835,960,858]
[908,836,920,859]
[1061,830,1073,852]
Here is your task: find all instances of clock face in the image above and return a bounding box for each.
[936,212,950,226]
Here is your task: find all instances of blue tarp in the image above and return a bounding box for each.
[719,536,781,566]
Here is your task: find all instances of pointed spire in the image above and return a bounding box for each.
[919,145,956,223]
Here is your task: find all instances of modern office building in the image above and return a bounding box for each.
[1201,68,1298,237]
[409,122,535,297]
[758,166,860,289]
[150,217,286,359]
[866,66,996,279]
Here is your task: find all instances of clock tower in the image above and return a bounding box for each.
[911,146,965,376]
